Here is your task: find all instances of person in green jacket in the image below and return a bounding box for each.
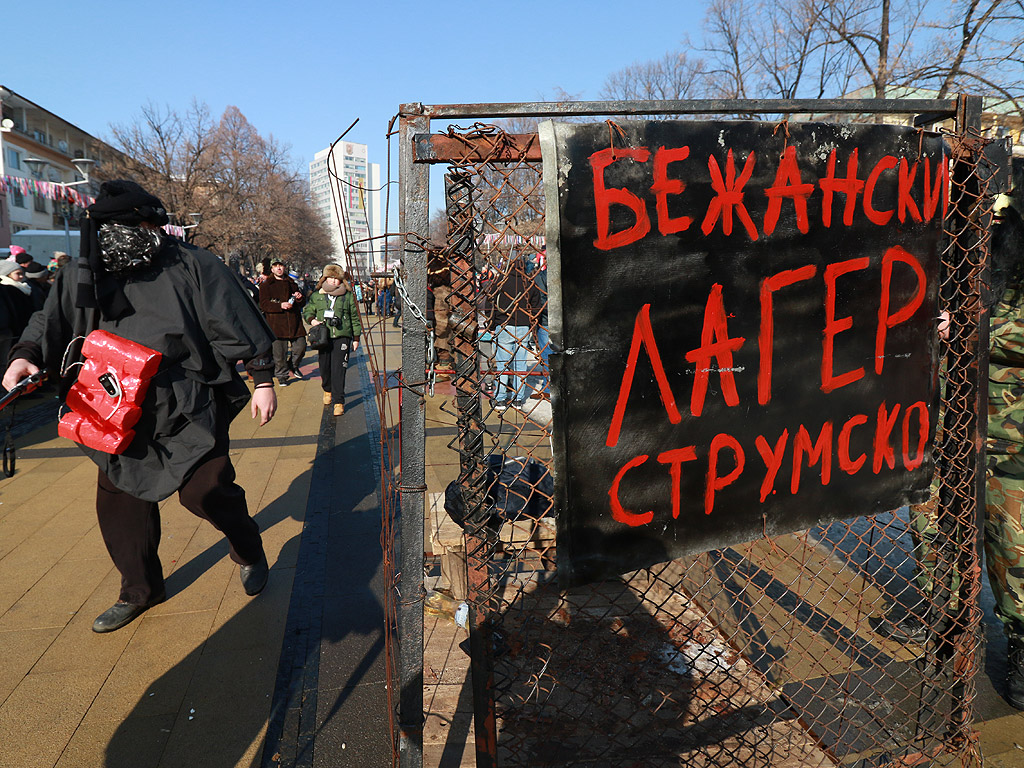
[303,264,362,416]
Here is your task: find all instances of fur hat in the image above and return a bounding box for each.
[316,263,344,290]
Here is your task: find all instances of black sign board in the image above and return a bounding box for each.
[538,120,946,587]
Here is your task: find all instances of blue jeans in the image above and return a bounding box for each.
[526,325,550,396]
[495,325,530,405]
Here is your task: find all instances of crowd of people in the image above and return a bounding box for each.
[0,245,69,372]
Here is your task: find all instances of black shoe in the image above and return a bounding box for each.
[1007,636,1024,709]
[869,610,928,643]
[92,600,155,633]
[240,554,269,596]
[277,376,291,387]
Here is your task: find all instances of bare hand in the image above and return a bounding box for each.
[937,311,950,341]
[310,318,322,326]
[352,340,360,351]
[3,359,39,392]
[251,387,277,426]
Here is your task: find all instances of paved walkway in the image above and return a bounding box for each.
[0,339,391,768]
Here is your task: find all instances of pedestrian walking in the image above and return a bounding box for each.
[50,250,71,272]
[363,280,375,315]
[526,251,550,399]
[8,245,32,269]
[303,264,361,416]
[427,267,454,375]
[374,280,385,319]
[2,179,277,633]
[22,261,50,310]
[392,283,403,327]
[488,253,541,410]
[259,257,307,385]
[0,260,35,385]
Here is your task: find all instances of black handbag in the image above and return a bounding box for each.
[307,322,331,351]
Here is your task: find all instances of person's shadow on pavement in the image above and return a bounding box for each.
[104,421,388,767]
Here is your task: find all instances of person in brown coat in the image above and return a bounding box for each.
[258,257,307,385]
[427,267,454,375]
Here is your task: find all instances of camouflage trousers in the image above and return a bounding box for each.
[910,376,1024,634]
[984,448,1024,632]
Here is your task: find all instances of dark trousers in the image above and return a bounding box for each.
[96,448,264,606]
[272,336,307,379]
[319,335,352,406]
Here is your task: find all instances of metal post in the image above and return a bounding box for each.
[63,209,71,257]
[925,94,987,746]
[444,169,499,767]
[398,105,429,768]
[956,93,988,580]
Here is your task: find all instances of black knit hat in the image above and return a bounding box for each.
[23,261,47,279]
[77,180,169,319]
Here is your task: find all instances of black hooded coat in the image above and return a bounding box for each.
[13,237,275,501]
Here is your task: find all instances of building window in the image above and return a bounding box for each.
[34,194,47,213]
[4,148,20,170]
[11,189,25,208]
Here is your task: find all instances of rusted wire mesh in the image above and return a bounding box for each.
[409,115,993,767]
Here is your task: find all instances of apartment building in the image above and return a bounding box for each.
[0,85,119,250]
[309,141,382,279]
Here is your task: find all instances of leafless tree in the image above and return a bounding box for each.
[601,0,1022,124]
[915,0,1024,109]
[105,102,331,277]
[601,49,710,101]
[106,100,218,232]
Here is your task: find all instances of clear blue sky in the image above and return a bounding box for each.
[5,0,703,218]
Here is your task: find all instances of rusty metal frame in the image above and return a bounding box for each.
[394,95,994,768]
[398,107,429,768]
[404,98,957,120]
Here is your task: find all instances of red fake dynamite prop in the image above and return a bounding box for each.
[58,330,162,454]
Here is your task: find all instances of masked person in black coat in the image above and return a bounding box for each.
[2,180,278,633]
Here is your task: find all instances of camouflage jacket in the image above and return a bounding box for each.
[990,289,1024,453]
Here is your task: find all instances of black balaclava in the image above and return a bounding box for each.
[989,200,1024,307]
[78,179,169,320]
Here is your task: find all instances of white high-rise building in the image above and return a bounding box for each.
[309,141,381,279]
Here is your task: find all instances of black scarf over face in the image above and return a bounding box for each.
[78,179,169,320]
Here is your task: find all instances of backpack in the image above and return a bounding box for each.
[444,455,553,533]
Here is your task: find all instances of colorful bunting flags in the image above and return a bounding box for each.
[0,175,95,208]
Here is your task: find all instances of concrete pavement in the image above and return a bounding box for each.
[0,338,391,768]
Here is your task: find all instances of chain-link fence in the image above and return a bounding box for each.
[387,96,1004,768]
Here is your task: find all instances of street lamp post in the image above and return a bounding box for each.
[21,157,95,256]
[176,212,202,243]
